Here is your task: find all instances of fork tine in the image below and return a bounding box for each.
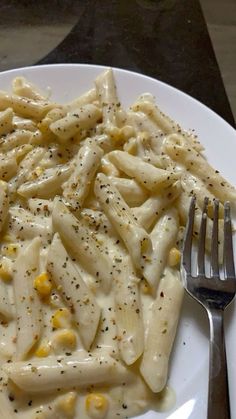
[223,202,235,279]
[182,196,196,274]
[197,197,208,276]
[210,199,220,278]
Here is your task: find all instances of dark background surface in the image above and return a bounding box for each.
[0,0,235,126]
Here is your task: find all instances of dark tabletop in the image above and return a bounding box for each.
[0,0,235,127]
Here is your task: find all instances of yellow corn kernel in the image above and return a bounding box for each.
[35,340,51,358]
[34,272,52,298]
[85,393,109,418]
[0,262,12,282]
[52,329,77,350]
[51,308,72,329]
[168,247,181,267]
[1,244,18,257]
[58,392,77,418]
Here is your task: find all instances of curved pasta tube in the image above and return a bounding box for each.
[0,108,13,136]
[8,146,45,192]
[131,100,180,135]
[108,150,178,192]
[0,91,55,120]
[3,351,132,393]
[38,108,66,142]
[62,139,103,210]
[64,88,97,112]
[164,134,236,203]
[52,198,113,292]
[95,68,119,129]
[8,207,52,244]
[47,233,101,350]
[17,163,72,198]
[12,76,47,101]
[143,209,179,293]
[113,256,144,365]
[132,181,181,230]
[94,173,152,271]
[50,104,102,142]
[140,269,184,392]
[13,116,37,132]
[13,237,42,360]
[0,129,33,152]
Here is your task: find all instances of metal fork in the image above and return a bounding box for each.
[181,196,236,419]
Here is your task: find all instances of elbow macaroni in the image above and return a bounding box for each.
[0,68,234,419]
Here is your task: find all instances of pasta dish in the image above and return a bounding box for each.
[0,68,235,418]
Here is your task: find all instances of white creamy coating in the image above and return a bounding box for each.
[1,67,232,419]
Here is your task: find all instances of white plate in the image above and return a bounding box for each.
[0,64,235,419]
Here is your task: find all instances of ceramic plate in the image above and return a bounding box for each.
[0,64,235,419]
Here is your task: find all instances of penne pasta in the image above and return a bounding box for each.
[12,76,47,101]
[17,162,72,198]
[64,88,97,112]
[143,209,179,293]
[94,173,152,271]
[8,207,52,244]
[52,198,113,292]
[140,269,184,392]
[50,104,102,142]
[0,91,55,120]
[47,233,101,350]
[0,129,33,152]
[113,255,144,365]
[3,350,131,393]
[0,108,14,136]
[62,139,103,210]
[13,116,37,132]
[164,134,236,203]
[12,238,42,360]
[95,68,119,129]
[8,146,45,192]
[108,150,178,192]
[132,181,181,230]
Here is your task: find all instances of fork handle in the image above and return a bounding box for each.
[207,309,230,419]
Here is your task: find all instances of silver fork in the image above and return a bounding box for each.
[181,196,236,419]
